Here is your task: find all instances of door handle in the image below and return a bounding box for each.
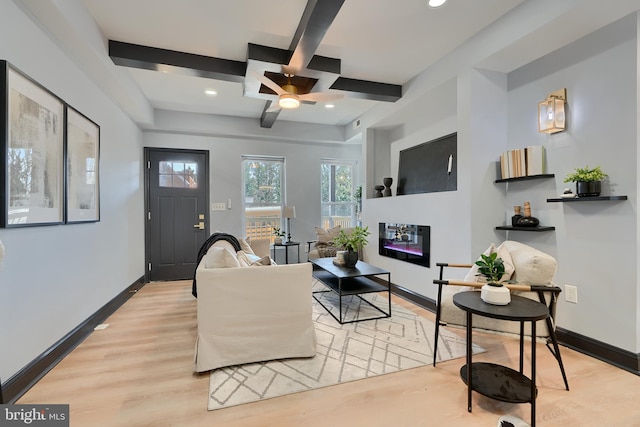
[194,221,205,230]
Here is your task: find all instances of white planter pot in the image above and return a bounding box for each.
[480,284,511,305]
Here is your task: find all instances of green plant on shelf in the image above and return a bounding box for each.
[563,166,608,183]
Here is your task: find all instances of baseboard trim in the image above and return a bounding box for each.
[1,276,146,404]
[388,282,640,376]
[555,327,640,375]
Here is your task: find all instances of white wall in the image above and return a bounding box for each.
[362,13,640,353]
[506,14,638,351]
[143,127,362,251]
[0,1,145,380]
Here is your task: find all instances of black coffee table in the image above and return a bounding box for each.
[310,257,391,324]
[453,291,549,427]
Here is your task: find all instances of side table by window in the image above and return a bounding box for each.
[272,241,300,264]
[453,292,551,427]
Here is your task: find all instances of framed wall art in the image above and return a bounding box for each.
[0,61,65,227]
[65,105,100,223]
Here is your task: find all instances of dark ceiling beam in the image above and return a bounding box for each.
[330,77,402,102]
[108,40,246,82]
[260,101,281,128]
[286,0,345,74]
[247,43,340,76]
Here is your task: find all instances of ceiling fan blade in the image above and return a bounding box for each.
[250,71,287,96]
[299,92,344,103]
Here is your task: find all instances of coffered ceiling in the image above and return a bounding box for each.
[15,0,640,133]
[81,0,523,128]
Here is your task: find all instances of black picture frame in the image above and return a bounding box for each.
[65,105,100,223]
[0,61,65,227]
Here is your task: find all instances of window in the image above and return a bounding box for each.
[321,159,356,229]
[159,161,198,188]
[242,156,285,241]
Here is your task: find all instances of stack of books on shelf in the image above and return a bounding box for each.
[499,146,545,179]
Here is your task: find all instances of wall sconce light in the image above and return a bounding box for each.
[538,88,567,134]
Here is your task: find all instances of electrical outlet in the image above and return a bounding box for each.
[565,284,578,304]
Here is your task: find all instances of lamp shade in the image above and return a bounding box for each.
[282,205,296,219]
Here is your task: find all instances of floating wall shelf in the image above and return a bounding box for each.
[495,174,555,183]
[547,196,628,203]
[495,226,556,232]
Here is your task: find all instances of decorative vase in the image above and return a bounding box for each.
[576,181,601,197]
[344,250,359,268]
[480,284,511,305]
[516,201,540,227]
[511,205,522,227]
[335,250,347,265]
[374,185,384,198]
[274,237,282,244]
[382,177,393,197]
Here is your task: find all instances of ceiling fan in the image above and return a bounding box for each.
[252,71,344,112]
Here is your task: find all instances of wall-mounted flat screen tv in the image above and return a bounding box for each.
[396,132,457,195]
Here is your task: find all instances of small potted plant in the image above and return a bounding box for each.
[272,227,285,244]
[475,252,511,305]
[333,226,370,268]
[563,165,608,197]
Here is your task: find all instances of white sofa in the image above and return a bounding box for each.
[194,238,317,373]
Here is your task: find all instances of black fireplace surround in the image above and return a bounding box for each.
[378,223,430,267]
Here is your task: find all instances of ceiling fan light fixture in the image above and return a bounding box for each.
[428,0,447,7]
[279,93,300,109]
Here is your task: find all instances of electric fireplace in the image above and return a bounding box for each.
[378,223,430,267]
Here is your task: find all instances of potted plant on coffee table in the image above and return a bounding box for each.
[475,252,511,305]
[333,226,370,268]
[563,165,608,197]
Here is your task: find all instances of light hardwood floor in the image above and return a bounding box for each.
[18,280,640,426]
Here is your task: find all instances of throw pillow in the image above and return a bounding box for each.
[464,243,515,283]
[238,238,255,255]
[204,247,241,268]
[249,255,273,266]
[315,225,341,244]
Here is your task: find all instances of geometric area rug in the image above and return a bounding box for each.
[208,282,485,410]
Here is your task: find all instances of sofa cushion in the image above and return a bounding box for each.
[204,246,240,268]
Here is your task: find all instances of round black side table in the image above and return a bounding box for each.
[453,291,549,427]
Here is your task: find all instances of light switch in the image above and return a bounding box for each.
[211,202,226,211]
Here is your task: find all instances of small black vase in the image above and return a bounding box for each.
[576,181,601,197]
[516,216,540,227]
[344,250,359,268]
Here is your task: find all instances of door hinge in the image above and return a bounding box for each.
[148,211,151,220]
[148,262,152,271]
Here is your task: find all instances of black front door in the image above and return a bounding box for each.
[145,148,209,281]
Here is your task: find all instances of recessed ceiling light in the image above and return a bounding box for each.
[428,0,447,7]
[325,104,335,109]
[204,89,218,96]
